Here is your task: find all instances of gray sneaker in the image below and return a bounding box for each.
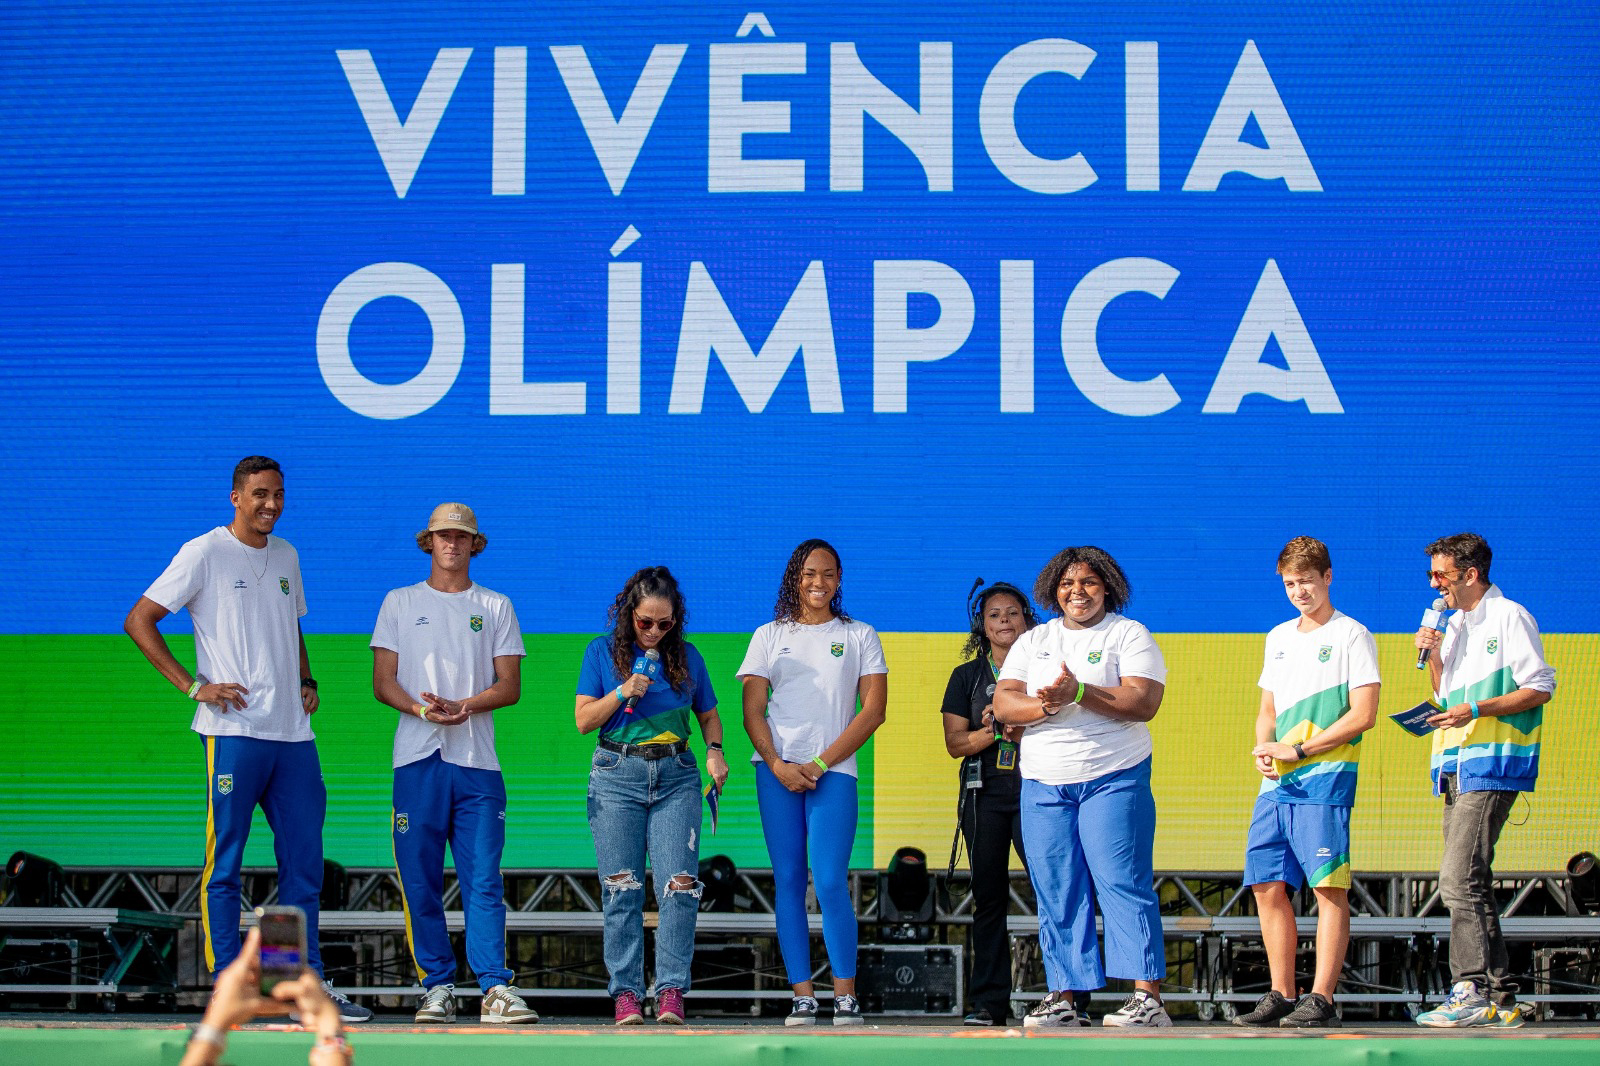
[833,993,864,1026]
[1280,992,1339,1028]
[480,983,539,1024]
[319,980,373,1024]
[1234,989,1294,1027]
[415,983,457,1024]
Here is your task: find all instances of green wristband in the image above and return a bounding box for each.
[186,679,203,700]
[811,756,828,772]
[1074,680,1085,704]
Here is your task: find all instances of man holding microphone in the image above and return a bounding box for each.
[1413,533,1555,1028]
[371,503,537,1024]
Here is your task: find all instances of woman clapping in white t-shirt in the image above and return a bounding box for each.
[738,538,889,1027]
[994,546,1171,1029]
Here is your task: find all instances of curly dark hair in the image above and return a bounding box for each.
[1033,546,1132,618]
[1425,532,1492,584]
[607,566,690,693]
[960,582,1039,660]
[773,538,851,624]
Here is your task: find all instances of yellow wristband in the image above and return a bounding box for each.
[413,703,427,719]
[811,756,828,772]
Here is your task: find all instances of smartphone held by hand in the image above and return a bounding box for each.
[254,905,308,994]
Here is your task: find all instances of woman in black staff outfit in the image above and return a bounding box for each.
[941,582,1038,1026]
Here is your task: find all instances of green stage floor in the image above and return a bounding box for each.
[4,1017,1598,1066]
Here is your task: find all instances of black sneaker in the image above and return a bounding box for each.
[785,995,819,1027]
[963,1007,996,1026]
[1280,992,1339,1028]
[1234,990,1294,1027]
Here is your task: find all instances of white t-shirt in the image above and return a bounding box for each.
[998,615,1166,786]
[370,581,526,771]
[736,617,889,779]
[143,527,311,742]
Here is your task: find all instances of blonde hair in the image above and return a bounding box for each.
[416,530,487,556]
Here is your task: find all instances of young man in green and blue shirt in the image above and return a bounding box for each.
[1236,537,1380,1028]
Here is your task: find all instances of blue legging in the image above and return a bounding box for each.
[754,763,858,984]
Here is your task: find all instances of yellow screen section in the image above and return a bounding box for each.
[873,633,1599,872]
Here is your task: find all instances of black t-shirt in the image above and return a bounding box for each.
[939,657,1021,799]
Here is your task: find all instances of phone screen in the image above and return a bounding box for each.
[255,905,307,993]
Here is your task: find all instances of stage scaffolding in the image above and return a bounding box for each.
[1,866,1596,1019]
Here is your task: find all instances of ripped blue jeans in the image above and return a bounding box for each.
[587,747,704,997]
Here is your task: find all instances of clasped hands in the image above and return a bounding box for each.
[418,691,473,725]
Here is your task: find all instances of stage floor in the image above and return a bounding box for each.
[4,1014,1599,1066]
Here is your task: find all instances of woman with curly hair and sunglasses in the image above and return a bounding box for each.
[942,581,1039,1026]
[575,566,729,1026]
[738,539,888,1027]
[994,546,1170,1030]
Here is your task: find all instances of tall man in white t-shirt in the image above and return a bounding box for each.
[1236,537,1380,1028]
[370,503,536,1025]
[125,456,370,1022]
[1412,532,1554,1028]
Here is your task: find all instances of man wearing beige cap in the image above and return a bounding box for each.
[371,503,536,1024]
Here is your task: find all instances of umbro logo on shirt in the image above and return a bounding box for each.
[777,647,791,655]
[233,580,247,590]
[1316,847,1332,858]
[1274,651,1285,660]
[1036,650,1051,658]
[415,616,429,626]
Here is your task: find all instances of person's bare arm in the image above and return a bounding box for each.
[124,595,246,710]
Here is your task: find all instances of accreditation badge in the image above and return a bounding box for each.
[995,741,1018,771]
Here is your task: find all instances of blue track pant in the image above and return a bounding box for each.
[1021,757,1166,991]
[393,751,512,992]
[201,735,326,978]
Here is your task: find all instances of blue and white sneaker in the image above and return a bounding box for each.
[1416,981,1497,1028]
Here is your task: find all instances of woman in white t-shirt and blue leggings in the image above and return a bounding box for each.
[738,539,889,1027]
[994,546,1171,1029]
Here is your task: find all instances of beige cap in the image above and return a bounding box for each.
[421,502,479,537]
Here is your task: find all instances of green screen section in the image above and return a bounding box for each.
[0,634,876,870]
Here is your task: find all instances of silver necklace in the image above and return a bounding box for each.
[228,525,270,582]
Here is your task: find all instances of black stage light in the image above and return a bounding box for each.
[879,846,935,942]
[1567,851,1598,915]
[698,854,737,912]
[321,859,349,911]
[4,851,65,907]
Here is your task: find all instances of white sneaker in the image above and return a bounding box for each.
[1101,990,1172,1028]
[415,983,456,1024]
[1023,990,1078,1028]
[480,983,540,1024]
[833,993,864,1026]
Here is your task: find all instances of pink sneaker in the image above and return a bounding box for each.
[656,987,685,1025]
[615,990,644,1026]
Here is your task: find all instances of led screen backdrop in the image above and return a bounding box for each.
[3,3,1596,872]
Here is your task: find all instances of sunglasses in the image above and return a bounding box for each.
[1427,569,1465,583]
[634,616,675,633]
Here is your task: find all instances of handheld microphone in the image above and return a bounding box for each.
[625,648,661,711]
[1415,597,1448,670]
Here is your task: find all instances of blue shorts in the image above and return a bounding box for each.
[1243,795,1351,890]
